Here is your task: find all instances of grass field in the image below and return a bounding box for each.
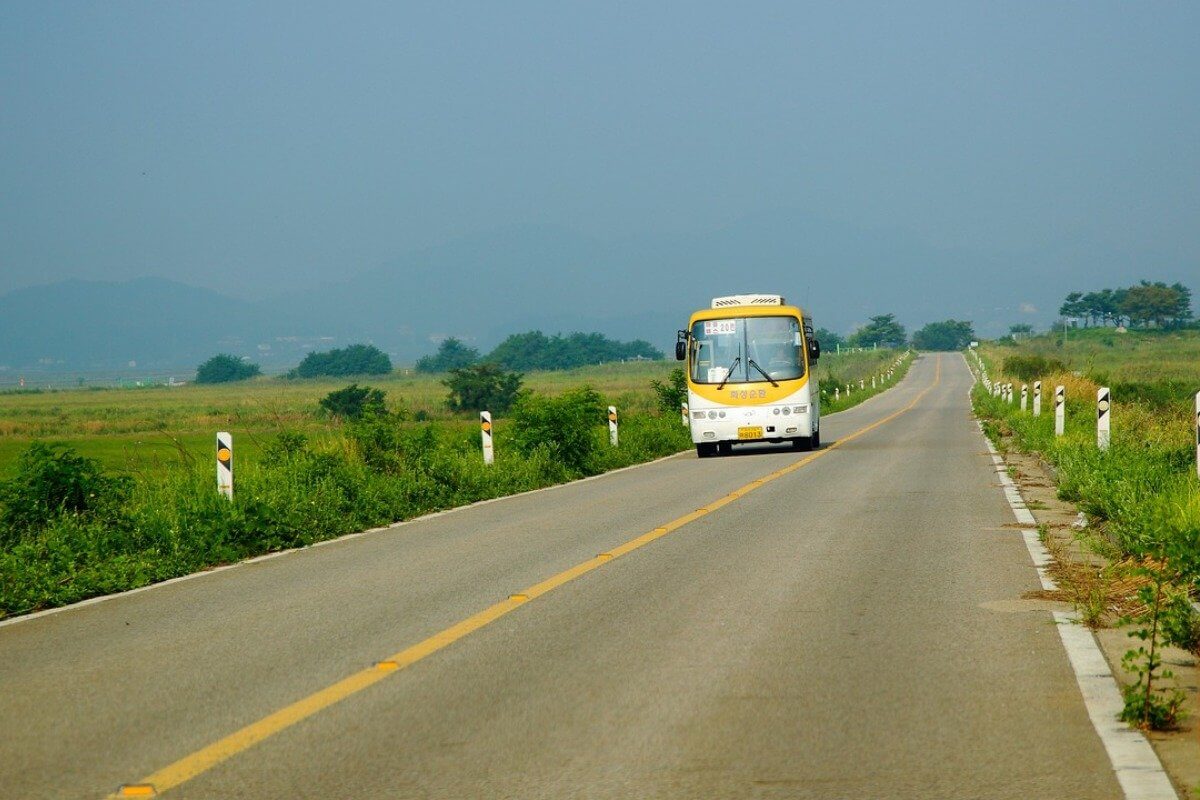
[0,350,903,476]
[991,327,1200,383]
[0,348,905,617]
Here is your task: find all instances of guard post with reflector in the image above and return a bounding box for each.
[1055,386,1065,437]
[1194,392,1199,479]
[1033,381,1042,417]
[681,401,689,428]
[480,411,494,465]
[216,432,233,500]
[608,406,618,447]
[1097,388,1111,450]
[1020,384,1028,412]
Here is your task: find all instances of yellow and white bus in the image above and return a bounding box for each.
[675,294,821,457]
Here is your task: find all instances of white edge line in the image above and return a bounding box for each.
[966,354,1178,800]
[0,447,693,630]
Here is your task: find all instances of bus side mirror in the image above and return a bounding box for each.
[675,341,686,361]
[810,339,821,361]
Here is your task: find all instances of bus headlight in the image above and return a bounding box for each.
[708,411,717,419]
[781,407,790,415]
[793,405,807,414]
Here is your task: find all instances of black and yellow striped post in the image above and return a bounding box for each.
[608,406,618,447]
[216,432,233,500]
[480,411,494,465]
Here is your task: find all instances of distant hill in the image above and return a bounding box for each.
[0,214,1054,373]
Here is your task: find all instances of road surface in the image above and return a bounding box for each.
[0,354,1125,798]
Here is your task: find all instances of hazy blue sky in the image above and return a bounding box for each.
[2,3,1196,329]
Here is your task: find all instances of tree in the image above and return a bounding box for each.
[912,320,975,351]
[1170,282,1193,325]
[414,338,480,373]
[1058,291,1087,326]
[848,314,907,348]
[485,331,663,371]
[319,384,387,420]
[1121,282,1181,328]
[1008,324,1033,339]
[195,354,261,384]
[443,363,524,413]
[649,368,687,413]
[289,344,392,378]
[814,327,845,351]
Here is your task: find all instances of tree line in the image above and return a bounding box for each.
[415,331,662,373]
[820,313,974,352]
[1059,281,1192,329]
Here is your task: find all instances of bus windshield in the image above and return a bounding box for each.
[690,316,805,384]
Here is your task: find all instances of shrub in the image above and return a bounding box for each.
[195,354,261,384]
[0,443,130,542]
[319,384,387,420]
[509,386,605,474]
[415,338,479,373]
[1001,354,1067,382]
[443,363,523,413]
[650,368,687,413]
[290,344,392,378]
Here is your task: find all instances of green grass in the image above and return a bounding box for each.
[0,351,908,618]
[969,332,1200,601]
[992,327,1200,383]
[0,353,903,475]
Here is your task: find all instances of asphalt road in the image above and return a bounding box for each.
[0,354,1123,799]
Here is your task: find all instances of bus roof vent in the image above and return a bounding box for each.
[711,294,785,308]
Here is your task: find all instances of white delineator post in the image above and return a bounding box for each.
[1194,391,1199,479]
[1097,387,1111,451]
[608,406,619,447]
[834,387,840,401]
[1033,381,1042,417]
[216,432,233,500]
[1055,385,1065,437]
[1020,384,1028,412]
[480,411,494,465]
[681,401,689,428]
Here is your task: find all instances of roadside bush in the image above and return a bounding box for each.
[195,354,261,384]
[444,363,523,413]
[0,443,130,542]
[1001,354,1067,382]
[650,368,687,413]
[509,386,605,475]
[319,384,388,420]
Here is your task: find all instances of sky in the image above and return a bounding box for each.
[1,2,1197,335]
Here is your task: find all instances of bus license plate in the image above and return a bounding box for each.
[738,426,763,440]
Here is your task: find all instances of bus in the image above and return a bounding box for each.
[675,294,821,457]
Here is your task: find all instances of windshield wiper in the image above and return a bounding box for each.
[748,359,779,387]
[716,356,741,390]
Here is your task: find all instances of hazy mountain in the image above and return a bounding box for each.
[0,216,1046,373]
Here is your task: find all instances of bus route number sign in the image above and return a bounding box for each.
[703,320,737,336]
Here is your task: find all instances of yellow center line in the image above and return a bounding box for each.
[109,355,942,799]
